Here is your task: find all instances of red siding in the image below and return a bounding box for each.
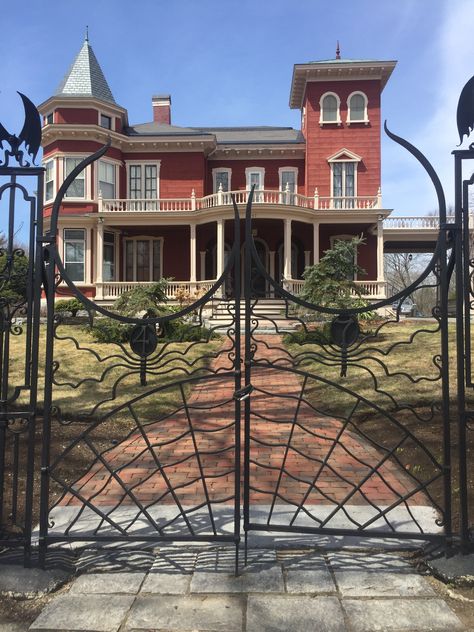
[303,80,381,198]
[56,108,98,125]
[206,160,305,195]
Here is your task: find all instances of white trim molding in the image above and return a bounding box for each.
[346,91,369,125]
[319,92,342,126]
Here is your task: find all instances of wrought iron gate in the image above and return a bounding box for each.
[0,90,472,568]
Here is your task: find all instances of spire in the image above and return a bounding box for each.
[336,41,341,60]
[55,37,116,104]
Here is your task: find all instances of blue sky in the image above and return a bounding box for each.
[1,0,474,221]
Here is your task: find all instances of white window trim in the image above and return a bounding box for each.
[330,234,359,278]
[123,236,164,282]
[212,168,232,193]
[96,158,121,200]
[328,149,361,198]
[278,167,298,194]
[63,227,88,284]
[63,155,91,201]
[319,92,342,126]
[125,160,161,199]
[245,167,265,190]
[346,91,369,125]
[44,158,56,203]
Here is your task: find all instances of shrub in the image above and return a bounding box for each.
[113,280,170,317]
[86,318,133,343]
[0,250,29,304]
[54,298,84,316]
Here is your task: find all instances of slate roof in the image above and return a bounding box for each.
[125,124,304,144]
[55,39,116,104]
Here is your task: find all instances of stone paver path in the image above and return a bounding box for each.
[57,335,430,531]
[29,547,466,632]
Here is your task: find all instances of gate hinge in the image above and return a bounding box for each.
[233,385,253,401]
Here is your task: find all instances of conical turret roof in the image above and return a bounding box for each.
[55,36,116,104]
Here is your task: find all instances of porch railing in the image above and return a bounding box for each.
[96,279,217,301]
[100,189,381,213]
[284,278,387,299]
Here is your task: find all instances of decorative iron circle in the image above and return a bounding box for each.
[330,314,360,348]
[130,323,158,358]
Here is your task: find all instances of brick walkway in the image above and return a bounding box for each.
[61,335,427,513]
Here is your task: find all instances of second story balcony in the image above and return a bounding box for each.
[99,188,382,214]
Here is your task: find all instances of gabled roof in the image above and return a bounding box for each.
[55,38,116,104]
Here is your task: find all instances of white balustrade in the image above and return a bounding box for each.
[98,279,218,301]
[284,279,387,299]
[382,216,455,230]
[100,190,381,213]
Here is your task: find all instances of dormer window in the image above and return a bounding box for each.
[320,92,341,125]
[347,92,369,124]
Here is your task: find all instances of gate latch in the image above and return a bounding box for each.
[233,385,253,401]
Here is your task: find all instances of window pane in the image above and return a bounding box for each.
[215,171,229,192]
[350,94,365,120]
[345,163,355,197]
[64,229,85,283]
[153,240,161,281]
[322,95,338,121]
[333,163,342,197]
[64,229,85,240]
[130,165,141,198]
[136,240,150,281]
[281,171,296,192]
[100,114,112,129]
[249,172,261,189]
[145,165,157,199]
[103,244,114,281]
[125,241,134,281]
[65,158,85,198]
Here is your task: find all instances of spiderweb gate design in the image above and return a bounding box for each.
[0,92,472,570]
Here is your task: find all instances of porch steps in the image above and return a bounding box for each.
[205,299,299,331]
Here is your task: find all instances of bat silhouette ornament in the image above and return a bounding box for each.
[0,92,42,167]
[457,74,474,148]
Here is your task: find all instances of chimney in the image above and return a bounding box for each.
[152,94,171,125]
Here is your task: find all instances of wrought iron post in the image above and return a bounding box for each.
[0,93,43,566]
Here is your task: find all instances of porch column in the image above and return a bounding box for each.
[217,219,225,277]
[377,215,384,283]
[283,218,292,280]
[313,220,320,265]
[95,220,104,299]
[269,250,276,298]
[200,251,206,281]
[189,223,196,290]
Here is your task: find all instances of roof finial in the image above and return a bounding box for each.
[336,40,341,60]
[85,25,89,42]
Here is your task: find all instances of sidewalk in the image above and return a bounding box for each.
[27,546,466,632]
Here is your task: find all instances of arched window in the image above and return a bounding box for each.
[347,92,368,124]
[320,92,341,125]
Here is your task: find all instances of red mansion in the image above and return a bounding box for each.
[39,37,437,303]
